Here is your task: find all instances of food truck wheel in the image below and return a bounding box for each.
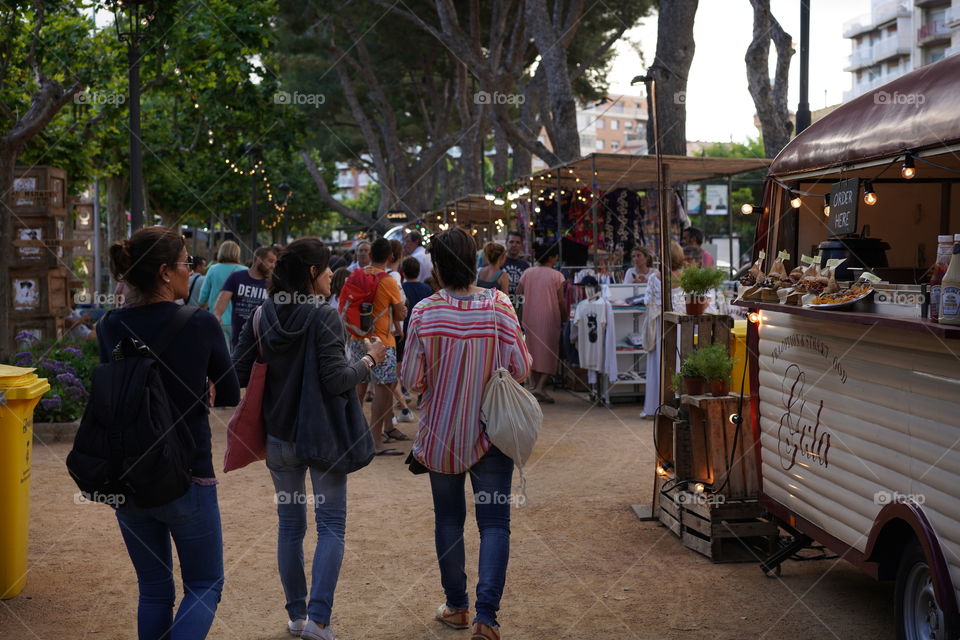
[895,541,959,640]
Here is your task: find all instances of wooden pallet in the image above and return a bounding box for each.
[679,393,758,500]
[657,476,779,562]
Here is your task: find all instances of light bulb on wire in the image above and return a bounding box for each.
[789,191,802,209]
[740,203,754,215]
[823,194,831,217]
[901,153,916,179]
[863,180,878,206]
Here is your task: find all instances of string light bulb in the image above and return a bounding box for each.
[694,483,705,493]
[901,153,916,179]
[823,194,831,217]
[789,191,802,209]
[740,203,753,215]
[863,180,878,206]
[747,311,761,324]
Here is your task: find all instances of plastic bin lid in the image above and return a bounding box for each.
[0,364,50,399]
[732,319,748,337]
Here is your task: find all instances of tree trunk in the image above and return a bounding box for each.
[524,0,581,162]
[746,0,794,158]
[646,0,699,156]
[0,150,17,359]
[492,118,509,187]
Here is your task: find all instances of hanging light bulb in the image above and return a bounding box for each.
[863,180,878,206]
[789,191,802,209]
[740,203,754,215]
[747,311,761,324]
[823,194,831,217]
[901,153,916,179]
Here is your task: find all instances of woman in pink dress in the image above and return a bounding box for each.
[516,244,566,403]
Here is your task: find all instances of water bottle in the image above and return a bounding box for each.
[360,302,373,332]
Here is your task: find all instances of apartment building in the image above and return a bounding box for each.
[843,0,960,102]
[532,93,649,171]
[334,162,374,201]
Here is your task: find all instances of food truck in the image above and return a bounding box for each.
[738,54,960,640]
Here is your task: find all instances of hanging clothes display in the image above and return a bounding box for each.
[573,297,607,371]
[600,188,644,254]
[641,189,691,258]
[533,189,561,247]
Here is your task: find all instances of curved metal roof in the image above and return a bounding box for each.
[770,54,960,177]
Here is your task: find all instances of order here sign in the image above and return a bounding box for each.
[829,178,859,236]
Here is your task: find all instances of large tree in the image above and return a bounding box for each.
[645,0,699,156]
[0,1,90,358]
[746,0,794,158]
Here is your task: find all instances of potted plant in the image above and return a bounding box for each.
[698,344,734,396]
[677,355,705,396]
[678,267,726,315]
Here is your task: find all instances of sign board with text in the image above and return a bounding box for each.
[829,178,859,236]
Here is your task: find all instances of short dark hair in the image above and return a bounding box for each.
[270,238,330,296]
[400,256,420,280]
[534,243,559,264]
[428,227,476,289]
[255,245,278,260]
[684,226,704,246]
[370,238,392,263]
[405,231,423,246]
[507,231,523,241]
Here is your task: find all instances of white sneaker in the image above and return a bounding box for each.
[301,619,335,640]
[396,408,414,423]
[288,619,307,637]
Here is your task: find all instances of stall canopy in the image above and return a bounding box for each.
[426,193,505,228]
[770,54,960,177]
[527,152,770,189]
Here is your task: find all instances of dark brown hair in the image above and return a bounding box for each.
[389,239,403,263]
[109,226,185,298]
[428,227,476,289]
[331,267,351,298]
[483,242,506,265]
[254,246,278,260]
[270,238,330,295]
[400,256,420,280]
[370,238,392,263]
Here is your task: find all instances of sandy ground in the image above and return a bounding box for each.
[2,394,894,640]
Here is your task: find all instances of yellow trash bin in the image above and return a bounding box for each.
[0,364,50,600]
[730,320,751,395]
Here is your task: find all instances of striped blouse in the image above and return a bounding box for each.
[400,289,532,474]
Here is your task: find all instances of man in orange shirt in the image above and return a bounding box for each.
[349,238,407,455]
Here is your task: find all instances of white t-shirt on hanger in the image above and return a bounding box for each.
[573,298,607,371]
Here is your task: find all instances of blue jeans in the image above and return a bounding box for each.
[115,483,224,640]
[266,435,347,626]
[429,445,514,627]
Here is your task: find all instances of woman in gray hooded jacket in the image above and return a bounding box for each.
[233,238,386,640]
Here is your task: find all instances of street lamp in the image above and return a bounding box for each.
[110,0,158,234]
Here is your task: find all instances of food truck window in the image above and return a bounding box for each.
[771,185,799,263]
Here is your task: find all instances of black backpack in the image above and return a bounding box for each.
[67,305,199,508]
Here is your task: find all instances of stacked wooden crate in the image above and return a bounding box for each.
[8,166,81,348]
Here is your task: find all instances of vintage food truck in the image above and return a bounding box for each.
[739,54,960,640]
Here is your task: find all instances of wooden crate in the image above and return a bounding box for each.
[11,212,71,269]
[12,166,67,215]
[680,394,758,500]
[10,267,72,316]
[11,316,65,346]
[657,477,779,562]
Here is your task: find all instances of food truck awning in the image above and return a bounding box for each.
[528,153,770,189]
[770,54,960,178]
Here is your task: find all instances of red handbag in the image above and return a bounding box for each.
[224,306,267,472]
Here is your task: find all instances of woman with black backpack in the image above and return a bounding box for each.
[97,226,240,639]
[233,238,386,640]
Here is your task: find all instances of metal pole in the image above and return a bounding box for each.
[128,40,143,232]
[249,169,257,258]
[591,154,598,266]
[797,0,811,134]
[93,179,102,299]
[556,168,562,266]
[727,176,734,276]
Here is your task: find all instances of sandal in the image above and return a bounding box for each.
[471,621,501,640]
[435,604,469,630]
[533,391,555,404]
[384,427,410,442]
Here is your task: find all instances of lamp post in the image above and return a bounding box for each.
[110,0,158,234]
[276,182,291,244]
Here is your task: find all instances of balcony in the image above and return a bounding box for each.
[947,6,960,28]
[843,14,874,38]
[843,2,910,38]
[918,19,951,45]
[844,32,911,71]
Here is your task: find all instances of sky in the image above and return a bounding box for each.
[607,0,872,143]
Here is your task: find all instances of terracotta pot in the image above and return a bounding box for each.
[709,378,730,397]
[685,299,708,315]
[683,377,705,396]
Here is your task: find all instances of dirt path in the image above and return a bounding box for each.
[2,395,893,639]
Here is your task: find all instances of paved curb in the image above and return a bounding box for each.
[33,421,80,443]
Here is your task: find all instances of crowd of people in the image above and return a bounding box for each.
[76,221,725,640]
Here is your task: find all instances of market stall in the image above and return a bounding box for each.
[735,54,960,639]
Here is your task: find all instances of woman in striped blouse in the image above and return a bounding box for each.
[400,227,531,640]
